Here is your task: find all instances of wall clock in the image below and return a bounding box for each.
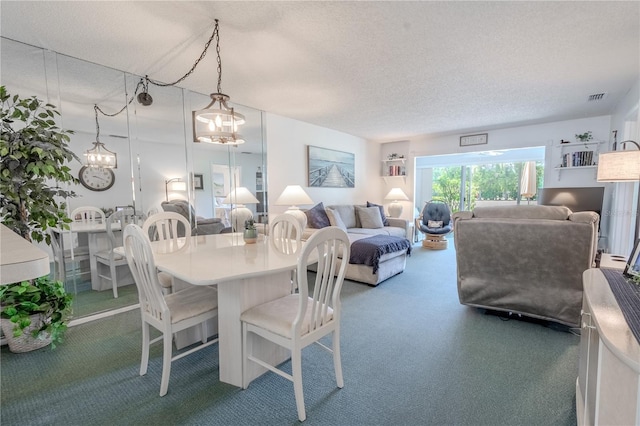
[78,166,115,191]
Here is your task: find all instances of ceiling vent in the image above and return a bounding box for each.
[587,93,607,102]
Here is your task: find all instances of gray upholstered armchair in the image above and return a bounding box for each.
[416,200,453,249]
[161,200,227,236]
[452,205,599,327]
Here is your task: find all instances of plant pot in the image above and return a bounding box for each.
[0,314,52,353]
[243,229,258,244]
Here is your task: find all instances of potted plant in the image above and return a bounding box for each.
[575,131,593,143]
[0,277,73,352]
[0,86,78,351]
[243,218,258,244]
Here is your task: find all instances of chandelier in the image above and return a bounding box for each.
[193,19,245,145]
[85,105,117,168]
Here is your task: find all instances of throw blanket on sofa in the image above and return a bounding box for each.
[349,235,412,274]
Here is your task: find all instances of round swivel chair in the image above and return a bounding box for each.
[417,200,453,249]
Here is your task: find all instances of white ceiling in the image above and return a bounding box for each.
[1,1,638,142]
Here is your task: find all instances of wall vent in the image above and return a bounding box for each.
[587,93,607,102]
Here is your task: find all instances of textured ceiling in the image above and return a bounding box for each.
[1,1,639,142]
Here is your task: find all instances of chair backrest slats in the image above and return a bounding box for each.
[142,212,191,253]
[70,206,105,225]
[106,208,146,253]
[295,226,349,335]
[123,224,169,322]
[270,214,302,255]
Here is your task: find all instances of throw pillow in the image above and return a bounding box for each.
[325,207,348,231]
[427,220,443,228]
[305,202,331,229]
[356,206,384,229]
[366,201,389,226]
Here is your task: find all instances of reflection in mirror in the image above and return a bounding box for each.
[1,37,267,321]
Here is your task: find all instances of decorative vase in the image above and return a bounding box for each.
[243,229,258,244]
[0,314,52,353]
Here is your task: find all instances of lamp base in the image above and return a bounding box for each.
[388,202,403,218]
[284,207,307,229]
[230,206,253,232]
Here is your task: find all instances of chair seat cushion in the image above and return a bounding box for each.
[165,286,218,324]
[94,250,124,261]
[240,294,333,339]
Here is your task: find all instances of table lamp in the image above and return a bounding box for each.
[165,178,187,201]
[385,187,409,218]
[597,140,640,242]
[274,185,313,228]
[223,187,259,231]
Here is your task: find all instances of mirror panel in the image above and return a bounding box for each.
[1,37,267,320]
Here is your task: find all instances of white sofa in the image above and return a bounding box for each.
[303,204,411,286]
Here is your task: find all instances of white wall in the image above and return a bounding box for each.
[265,113,379,217]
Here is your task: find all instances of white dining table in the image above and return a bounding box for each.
[148,233,300,387]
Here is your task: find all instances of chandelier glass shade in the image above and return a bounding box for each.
[193,19,245,145]
[193,93,245,144]
[85,141,117,168]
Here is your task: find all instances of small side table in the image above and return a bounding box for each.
[599,253,627,271]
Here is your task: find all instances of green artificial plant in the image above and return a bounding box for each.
[0,85,79,243]
[0,277,73,348]
[0,86,78,350]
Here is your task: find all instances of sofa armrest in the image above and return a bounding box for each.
[386,217,408,229]
[386,218,410,238]
[452,211,473,229]
[569,211,599,224]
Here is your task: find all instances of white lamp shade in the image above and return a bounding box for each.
[597,151,640,182]
[168,180,187,191]
[222,187,259,205]
[275,185,313,206]
[384,188,409,201]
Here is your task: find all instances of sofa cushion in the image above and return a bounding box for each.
[348,227,405,238]
[305,202,331,229]
[356,206,384,229]
[473,205,572,221]
[327,204,357,229]
[325,207,348,231]
[366,201,389,226]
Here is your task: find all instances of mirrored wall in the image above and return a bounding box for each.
[1,37,267,319]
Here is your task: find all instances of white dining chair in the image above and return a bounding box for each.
[240,226,350,422]
[95,208,146,298]
[270,213,303,292]
[123,223,218,397]
[142,212,192,295]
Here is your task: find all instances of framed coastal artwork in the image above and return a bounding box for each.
[307,145,355,188]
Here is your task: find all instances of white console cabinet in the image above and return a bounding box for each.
[576,269,640,425]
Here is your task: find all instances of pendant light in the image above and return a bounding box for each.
[193,19,245,145]
[85,105,117,168]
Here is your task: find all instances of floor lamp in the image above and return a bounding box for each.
[597,141,640,244]
[274,185,313,228]
[223,187,259,232]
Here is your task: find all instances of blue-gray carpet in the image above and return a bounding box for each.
[0,242,578,425]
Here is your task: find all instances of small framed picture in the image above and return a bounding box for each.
[460,133,488,147]
[193,173,204,190]
[624,238,640,278]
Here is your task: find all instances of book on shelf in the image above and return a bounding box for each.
[561,150,594,167]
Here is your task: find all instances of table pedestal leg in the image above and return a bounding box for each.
[217,271,291,387]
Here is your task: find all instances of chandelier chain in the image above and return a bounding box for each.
[215,20,222,94]
[146,21,218,88]
[93,20,219,119]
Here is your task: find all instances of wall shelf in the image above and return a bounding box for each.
[382,158,406,180]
